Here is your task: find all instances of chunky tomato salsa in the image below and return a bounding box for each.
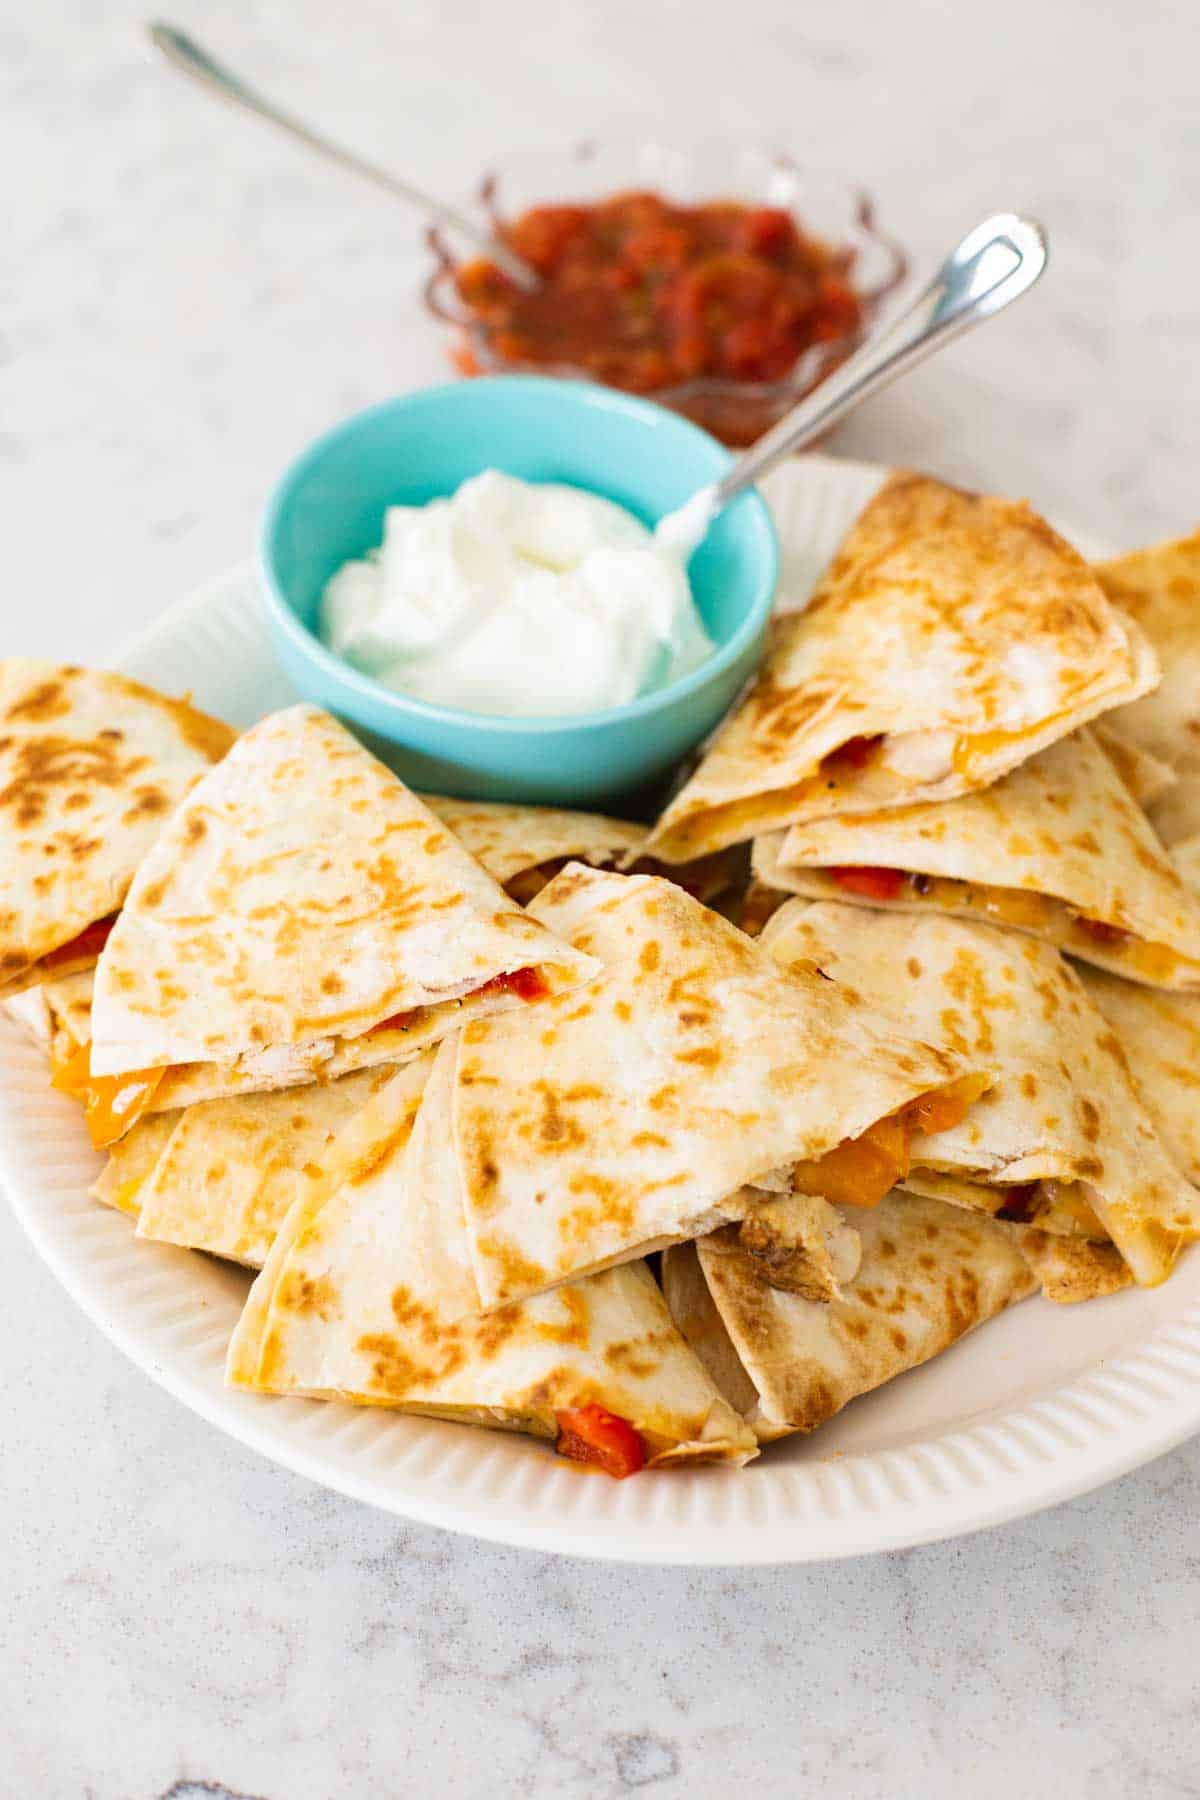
[452,191,862,398]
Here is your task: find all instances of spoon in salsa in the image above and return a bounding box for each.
[654,212,1049,559]
[148,22,541,291]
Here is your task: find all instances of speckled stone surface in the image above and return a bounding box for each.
[4,3,1200,1794]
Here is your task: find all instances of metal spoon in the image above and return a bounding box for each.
[655,213,1049,556]
[147,22,540,290]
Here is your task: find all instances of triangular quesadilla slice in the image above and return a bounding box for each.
[1096,529,1200,772]
[1077,963,1200,1191]
[0,661,234,997]
[1091,723,1176,808]
[423,795,740,909]
[1150,778,1200,850]
[79,705,598,1147]
[761,899,1199,1286]
[118,1065,398,1265]
[89,1113,178,1217]
[662,1191,1037,1440]
[227,1049,756,1474]
[422,796,648,905]
[644,472,1157,861]
[757,727,1200,990]
[436,865,987,1312]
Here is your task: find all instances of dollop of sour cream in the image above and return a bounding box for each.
[318,470,715,717]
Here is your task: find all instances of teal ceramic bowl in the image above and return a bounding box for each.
[258,375,777,806]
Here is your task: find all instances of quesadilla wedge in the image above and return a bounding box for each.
[89,1113,178,1217]
[79,705,599,1147]
[760,899,1200,1286]
[433,865,987,1312]
[120,1065,399,1265]
[422,797,648,905]
[644,472,1158,861]
[227,1048,756,1474]
[662,1190,1037,1440]
[0,661,233,998]
[1091,723,1176,808]
[423,795,741,909]
[1077,963,1200,1191]
[1096,529,1200,773]
[757,726,1200,990]
[1150,778,1200,850]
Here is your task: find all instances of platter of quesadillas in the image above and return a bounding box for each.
[7,459,1200,1566]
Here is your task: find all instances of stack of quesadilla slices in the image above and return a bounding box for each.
[0,661,234,998]
[9,468,1200,1482]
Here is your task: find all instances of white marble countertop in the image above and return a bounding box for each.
[5,2,1200,1794]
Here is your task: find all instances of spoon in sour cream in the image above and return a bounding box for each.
[653,212,1049,563]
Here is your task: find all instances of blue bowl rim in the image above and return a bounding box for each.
[257,374,778,738]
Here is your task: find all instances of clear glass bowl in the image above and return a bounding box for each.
[423,139,907,446]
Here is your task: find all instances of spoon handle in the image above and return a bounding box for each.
[711,213,1048,509]
[148,22,540,290]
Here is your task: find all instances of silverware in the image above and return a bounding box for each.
[659,213,1049,552]
[147,22,540,290]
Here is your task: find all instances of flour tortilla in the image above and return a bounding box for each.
[125,1065,399,1265]
[1097,530,1200,773]
[227,1048,756,1468]
[437,865,983,1311]
[1091,723,1176,808]
[422,796,647,901]
[1078,964,1200,1190]
[422,795,738,909]
[89,706,599,1097]
[1151,779,1200,850]
[662,1191,1037,1439]
[89,1113,178,1217]
[644,472,1158,861]
[0,661,234,998]
[759,727,1200,990]
[760,899,1200,1286]
[6,967,97,1066]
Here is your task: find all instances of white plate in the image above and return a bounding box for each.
[6,454,1200,1566]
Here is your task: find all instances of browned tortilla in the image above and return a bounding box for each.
[645,473,1157,860]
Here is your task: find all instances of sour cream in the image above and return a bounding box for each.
[318,470,715,717]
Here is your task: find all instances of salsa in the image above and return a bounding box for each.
[451,191,862,416]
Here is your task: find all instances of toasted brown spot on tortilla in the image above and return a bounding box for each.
[475,1234,548,1297]
[1020,1073,1038,1098]
[529,1082,586,1152]
[355,1331,451,1395]
[124,785,169,821]
[7,680,71,724]
[639,940,661,973]
[531,1287,590,1349]
[1079,1099,1100,1142]
[278,1270,338,1318]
